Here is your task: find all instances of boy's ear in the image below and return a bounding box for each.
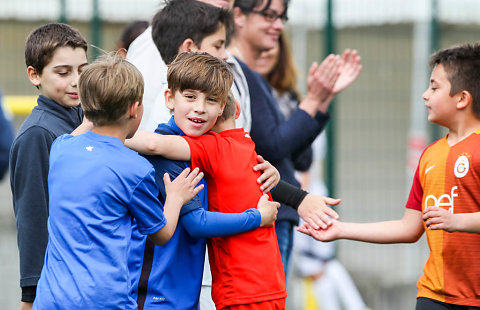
[234,99,241,120]
[179,38,197,53]
[129,101,141,119]
[27,66,41,87]
[457,90,472,110]
[165,89,175,111]
[233,7,247,29]
[218,101,226,117]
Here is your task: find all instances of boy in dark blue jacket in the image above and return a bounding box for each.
[9,23,88,309]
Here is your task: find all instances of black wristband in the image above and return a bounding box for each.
[21,285,36,302]
[271,180,308,210]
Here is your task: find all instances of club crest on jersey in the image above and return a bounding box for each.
[454,155,469,178]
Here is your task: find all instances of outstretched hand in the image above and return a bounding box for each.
[332,49,362,95]
[297,194,341,229]
[297,221,340,242]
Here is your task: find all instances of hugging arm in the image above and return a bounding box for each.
[149,168,204,245]
[182,207,261,238]
[126,130,191,160]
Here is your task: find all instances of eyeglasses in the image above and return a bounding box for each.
[250,9,288,23]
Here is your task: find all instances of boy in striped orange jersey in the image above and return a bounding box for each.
[298,43,480,310]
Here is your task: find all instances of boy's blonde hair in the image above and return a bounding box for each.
[167,52,234,108]
[217,91,236,123]
[79,52,144,126]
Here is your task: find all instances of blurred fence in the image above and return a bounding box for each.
[2,0,480,309]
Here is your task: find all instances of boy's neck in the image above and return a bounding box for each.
[91,124,130,143]
[445,115,480,145]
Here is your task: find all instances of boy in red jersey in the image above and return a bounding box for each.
[298,43,480,310]
[127,52,286,309]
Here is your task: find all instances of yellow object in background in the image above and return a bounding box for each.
[4,96,37,116]
[304,278,320,310]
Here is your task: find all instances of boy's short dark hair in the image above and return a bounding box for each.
[79,52,144,126]
[25,23,87,74]
[167,52,233,105]
[152,0,232,64]
[234,0,290,18]
[430,43,480,118]
[217,91,236,123]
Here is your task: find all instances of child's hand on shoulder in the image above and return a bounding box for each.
[253,155,280,193]
[163,167,204,206]
[257,194,280,227]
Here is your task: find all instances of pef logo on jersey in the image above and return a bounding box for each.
[424,186,457,214]
[454,155,469,178]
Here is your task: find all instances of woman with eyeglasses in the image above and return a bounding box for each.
[228,0,362,281]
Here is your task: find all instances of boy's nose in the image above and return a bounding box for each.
[220,49,228,61]
[193,101,206,113]
[71,72,80,86]
[422,89,429,101]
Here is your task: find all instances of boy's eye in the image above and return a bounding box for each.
[184,94,195,99]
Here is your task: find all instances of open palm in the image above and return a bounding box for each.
[333,49,362,95]
[297,221,340,242]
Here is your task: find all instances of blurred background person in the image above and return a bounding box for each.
[0,89,13,180]
[256,32,368,310]
[116,20,149,58]
[255,32,313,174]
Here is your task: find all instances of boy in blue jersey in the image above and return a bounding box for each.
[32,53,204,310]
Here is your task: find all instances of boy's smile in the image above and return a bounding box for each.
[29,46,88,108]
[166,89,225,137]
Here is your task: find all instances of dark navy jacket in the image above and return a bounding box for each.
[9,95,83,296]
[238,60,329,224]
